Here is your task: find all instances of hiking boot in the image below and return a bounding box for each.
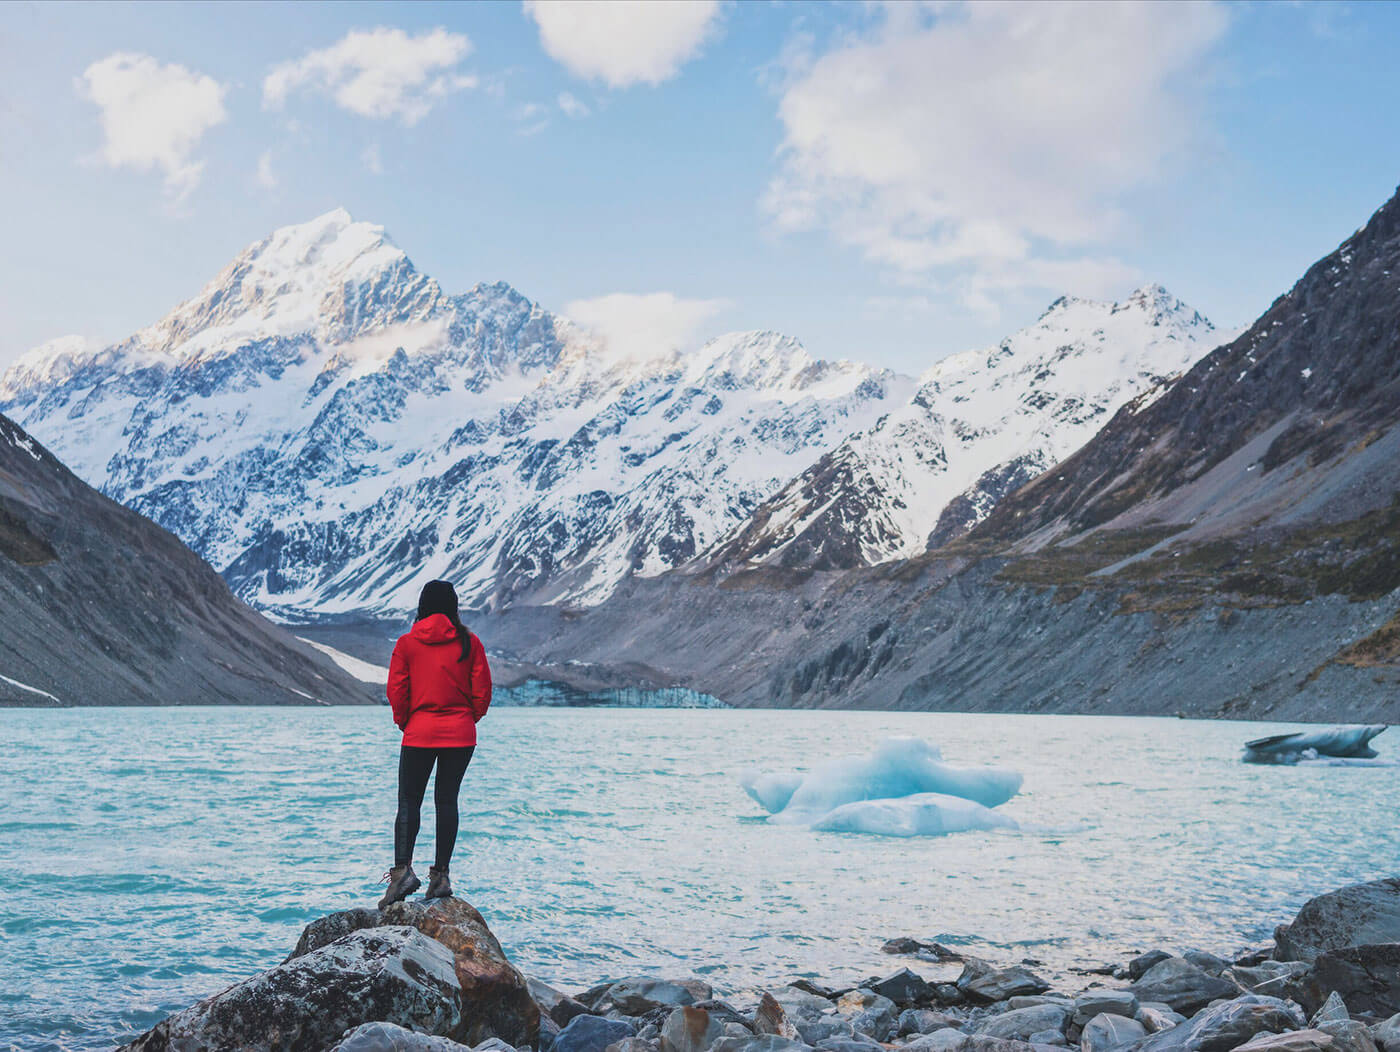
[424,866,452,900]
[377,865,421,909]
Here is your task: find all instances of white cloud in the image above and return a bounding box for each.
[524,0,721,88]
[565,292,730,362]
[264,26,476,125]
[255,151,277,189]
[767,1,1227,303]
[557,90,590,118]
[362,143,383,175]
[76,52,228,200]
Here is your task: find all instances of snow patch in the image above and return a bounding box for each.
[298,637,388,684]
[0,673,62,705]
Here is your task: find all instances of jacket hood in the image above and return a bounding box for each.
[410,613,461,645]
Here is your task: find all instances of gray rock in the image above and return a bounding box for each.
[873,969,937,1006]
[1313,993,1352,1026]
[899,1009,960,1037]
[756,993,801,1040]
[709,1037,815,1052]
[1304,944,1400,1017]
[1131,958,1240,1016]
[606,1040,661,1052]
[554,1016,639,1052]
[774,988,842,1025]
[661,1007,726,1052]
[330,1022,475,1051]
[796,1020,856,1046]
[120,927,462,1052]
[285,899,541,1049]
[835,989,899,1041]
[1010,997,1073,1011]
[604,980,714,1016]
[1080,1014,1148,1052]
[1316,1020,1379,1052]
[1275,880,1400,965]
[1136,1005,1186,1035]
[816,1039,885,1052]
[1184,953,1233,978]
[1227,962,1313,1002]
[790,980,848,1000]
[1372,1015,1400,1052]
[1136,994,1306,1052]
[694,1002,754,1032]
[1075,992,1142,1027]
[957,961,1051,1004]
[1130,954,1175,982]
[1233,1031,1336,1052]
[975,1005,1070,1042]
[905,1032,971,1052]
[533,978,595,1027]
[1028,1031,1068,1047]
[726,1024,757,1040]
[637,1026,661,1042]
[473,1040,518,1052]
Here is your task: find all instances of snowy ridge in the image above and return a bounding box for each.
[1,210,907,615]
[701,285,1226,570]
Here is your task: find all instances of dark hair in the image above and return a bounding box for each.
[416,579,471,663]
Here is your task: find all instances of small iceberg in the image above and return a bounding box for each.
[741,736,1022,836]
[1242,724,1389,765]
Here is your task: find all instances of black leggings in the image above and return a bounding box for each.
[395,745,474,870]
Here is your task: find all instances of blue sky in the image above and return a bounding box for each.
[2,0,1398,375]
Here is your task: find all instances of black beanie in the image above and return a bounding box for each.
[417,579,459,622]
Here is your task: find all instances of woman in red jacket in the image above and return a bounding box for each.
[379,579,492,907]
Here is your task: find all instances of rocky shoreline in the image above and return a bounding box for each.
[118,878,1400,1052]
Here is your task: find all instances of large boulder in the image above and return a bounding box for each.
[1137,995,1307,1052]
[289,898,540,1048]
[329,1021,474,1050]
[974,1005,1071,1042]
[1080,1014,1148,1052]
[1276,881,1400,965]
[957,960,1051,1004]
[120,927,463,1052]
[1304,944,1400,1017]
[1130,957,1239,1015]
[1228,962,1312,1003]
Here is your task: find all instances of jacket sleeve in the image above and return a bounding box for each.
[387,639,412,730]
[469,634,492,723]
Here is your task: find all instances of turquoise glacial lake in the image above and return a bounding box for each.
[2,706,1397,1051]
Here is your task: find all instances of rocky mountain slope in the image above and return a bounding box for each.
[700,286,1221,571]
[466,186,1400,721]
[0,210,910,616]
[0,412,369,706]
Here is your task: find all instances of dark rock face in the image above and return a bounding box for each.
[553,1015,637,1052]
[119,927,462,1052]
[0,413,368,708]
[1276,880,1400,965]
[955,960,1050,1003]
[1306,945,1400,1017]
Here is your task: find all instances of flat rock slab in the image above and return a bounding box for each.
[1276,880,1400,965]
[1306,944,1400,1018]
[120,927,462,1052]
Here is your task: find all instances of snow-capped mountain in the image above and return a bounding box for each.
[0,209,909,616]
[700,286,1224,570]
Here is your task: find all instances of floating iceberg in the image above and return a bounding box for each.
[742,736,1022,836]
[1243,724,1388,765]
[811,792,1020,837]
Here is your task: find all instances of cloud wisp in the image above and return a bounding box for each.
[264,26,476,125]
[76,52,228,201]
[565,291,730,363]
[766,1,1228,311]
[524,0,722,88]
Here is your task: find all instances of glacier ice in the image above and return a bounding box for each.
[811,792,1019,837]
[1243,724,1388,764]
[743,736,1022,836]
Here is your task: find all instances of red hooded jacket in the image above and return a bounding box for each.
[387,614,492,748]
